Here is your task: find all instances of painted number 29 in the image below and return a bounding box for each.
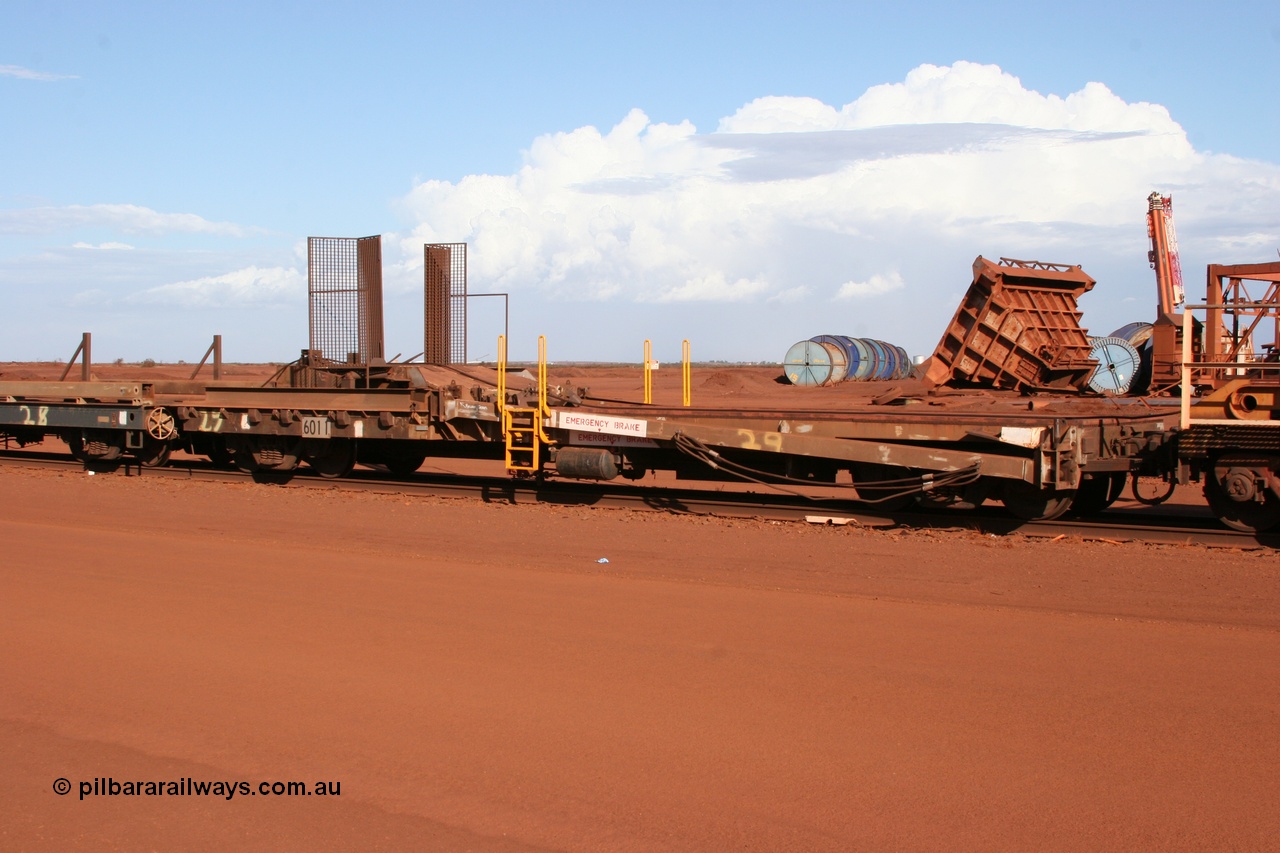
[736,429,783,451]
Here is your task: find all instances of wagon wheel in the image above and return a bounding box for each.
[64,431,87,462]
[133,438,172,468]
[205,438,235,469]
[146,407,177,440]
[1131,473,1176,506]
[304,438,356,479]
[1069,472,1126,516]
[382,447,428,477]
[1204,456,1280,533]
[1000,480,1076,521]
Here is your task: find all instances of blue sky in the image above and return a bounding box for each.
[2,1,1278,364]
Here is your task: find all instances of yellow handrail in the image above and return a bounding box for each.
[537,335,553,443]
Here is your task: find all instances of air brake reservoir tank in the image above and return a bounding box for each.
[555,447,619,480]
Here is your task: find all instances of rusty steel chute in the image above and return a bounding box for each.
[923,256,1098,392]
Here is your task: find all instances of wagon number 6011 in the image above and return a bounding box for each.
[301,417,331,437]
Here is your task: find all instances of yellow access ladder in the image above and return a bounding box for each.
[503,406,541,472]
[498,334,553,474]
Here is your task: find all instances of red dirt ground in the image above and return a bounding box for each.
[2,459,1278,851]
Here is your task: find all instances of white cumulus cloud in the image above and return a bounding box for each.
[394,62,1273,298]
[720,62,1174,135]
[0,64,78,81]
[130,266,304,308]
[384,61,1279,358]
[0,204,250,237]
[836,272,905,300]
[71,241,135,250]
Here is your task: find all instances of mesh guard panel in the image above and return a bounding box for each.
[307,235,385,364]
[424,243,467,365]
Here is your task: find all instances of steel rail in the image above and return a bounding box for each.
[0,450,1274,550]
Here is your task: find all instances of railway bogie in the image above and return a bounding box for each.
[1192,450,1280,533]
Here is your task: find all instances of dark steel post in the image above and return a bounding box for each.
[60,333,91,381]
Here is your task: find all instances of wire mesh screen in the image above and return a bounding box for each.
[424,243,467,364]
[358,237,385,362]
[308,236,385,364]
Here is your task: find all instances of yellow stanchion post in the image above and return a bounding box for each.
[682,339,691,407]
[538,334,547,414]
[643,339,653,405]
[497,334,507,412]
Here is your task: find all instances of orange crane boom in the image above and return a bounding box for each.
[1147,191,1185,315]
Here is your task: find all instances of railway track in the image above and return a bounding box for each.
[3,448,1274,550]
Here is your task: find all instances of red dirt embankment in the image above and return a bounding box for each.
[2,464,1277,851]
